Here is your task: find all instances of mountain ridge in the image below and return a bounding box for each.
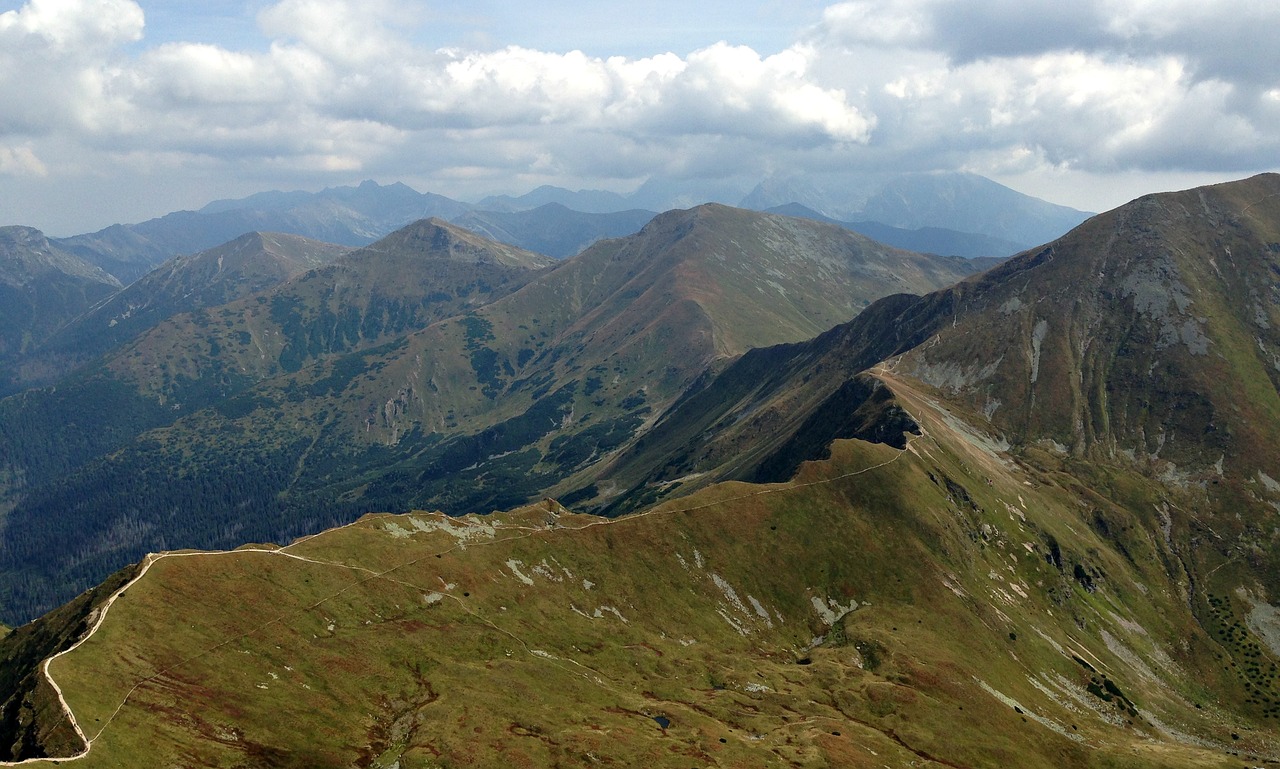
[0,227,123,392]
[0,204,984,623]
[10,232,353,395]
[452,203,658,258]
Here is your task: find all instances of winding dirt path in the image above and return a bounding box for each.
[0,428,919,766]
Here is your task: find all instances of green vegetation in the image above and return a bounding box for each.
[1,382,1263,766]
[0,563,138,760]
[0,205,978,623]
[9,178,1280,764]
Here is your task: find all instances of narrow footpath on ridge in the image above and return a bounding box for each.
[0,423,922,766]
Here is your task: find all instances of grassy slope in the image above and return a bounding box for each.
[13,376,1268,768]
[0,564,139,760]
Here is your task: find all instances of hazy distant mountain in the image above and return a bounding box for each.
[740,174,866,216]
[742,171,1092,250]
[764,202,1024,258]
[45,173,1086,288]
[199,179,472,227]
[0,226,121,391]
[858,172,1090,247]
[452,203,657,257]
[54,224,173,287]
[53,181,472,284]
[470,172,1091,253]
[474,185,634,214]
[624,175,758,213]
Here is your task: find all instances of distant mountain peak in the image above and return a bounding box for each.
[0,225,120,287]
[355,217,556,271]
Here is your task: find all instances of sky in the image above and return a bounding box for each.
[1,0,1277,235]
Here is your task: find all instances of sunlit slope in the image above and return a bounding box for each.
[898,173,1280,471]
[8,379,1269,767]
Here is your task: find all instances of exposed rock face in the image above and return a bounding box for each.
[899,173,1280,473]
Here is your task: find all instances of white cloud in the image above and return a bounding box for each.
[0,0,1278,233]
[0,0,143,51]
[0,144,47,176]
[257,0,417,65]
[0,0,143,134]
[809,0,1280,177]
[816,0,1280,84]
[80,19,871,161]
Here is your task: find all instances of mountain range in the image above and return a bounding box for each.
[0,205,982,625]
[5,232,354,395]
[29,172,1087,290]
[5,174,1272,767]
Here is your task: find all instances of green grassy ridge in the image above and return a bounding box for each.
[10,385,1260,767]
[0,562,140,761]
[900,173,1280,471]
[9,181,1280,765]
[885,174,1280,634]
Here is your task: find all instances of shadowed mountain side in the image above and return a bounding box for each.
[0,226,120,355]
[574,290,955,513]
[0,227,122,394]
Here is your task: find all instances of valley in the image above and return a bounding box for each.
[1,173,1277,767]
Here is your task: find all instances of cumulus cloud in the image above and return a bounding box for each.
[0,0,143,51]
[817,0,1280,81]
[0,0,143,134]
[0,0,1278,232]
[0,0,870,162]
[812,0,1280,175]
[0,145,47,177]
